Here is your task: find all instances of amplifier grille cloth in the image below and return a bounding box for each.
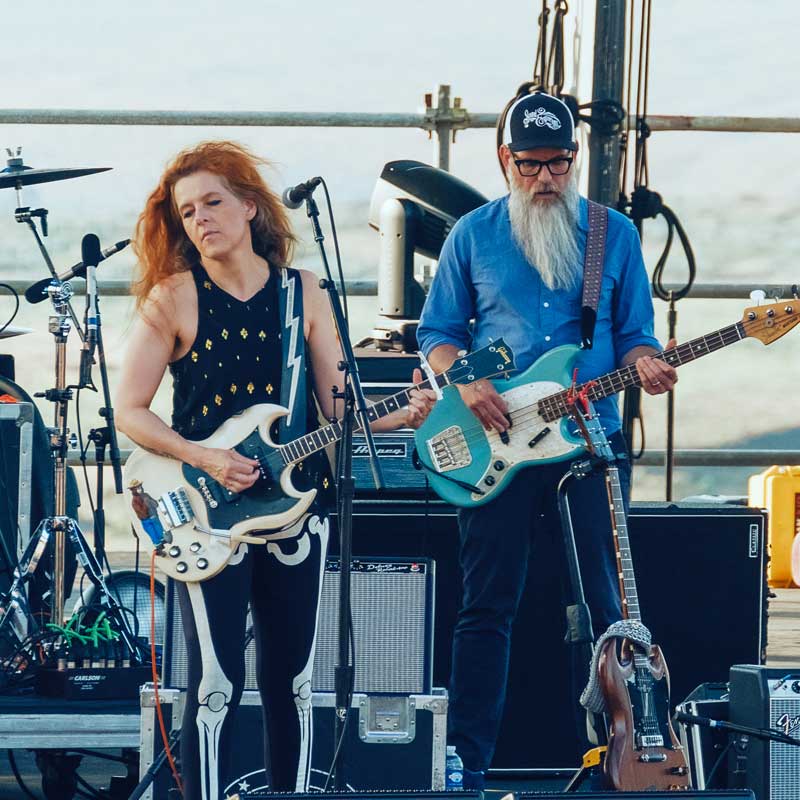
[770,697,800,800]
[164,560,432,694]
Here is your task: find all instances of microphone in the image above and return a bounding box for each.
[674,712,722,729]
[24,237,131,304]
[281,177,322,210]
[79,234,103,387]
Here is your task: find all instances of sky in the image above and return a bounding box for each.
[0,0,798,503]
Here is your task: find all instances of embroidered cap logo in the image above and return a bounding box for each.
[523,107,562,131]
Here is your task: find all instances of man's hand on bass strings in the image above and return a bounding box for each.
[457,377,510,433]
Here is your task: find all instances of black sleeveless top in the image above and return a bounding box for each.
[169,264,334,505]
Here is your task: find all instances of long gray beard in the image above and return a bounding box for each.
[507,172,581,292]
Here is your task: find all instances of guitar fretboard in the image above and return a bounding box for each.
[606,466,641,624]
[278,376,445,465]
[537,321,745,422]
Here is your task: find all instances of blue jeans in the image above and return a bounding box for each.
[447,433,630,773]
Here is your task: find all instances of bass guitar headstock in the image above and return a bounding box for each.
[444,338,516,385]
[569,400,615,463]
[741,298,800,345]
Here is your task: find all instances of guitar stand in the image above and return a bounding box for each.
[556,458,611,793]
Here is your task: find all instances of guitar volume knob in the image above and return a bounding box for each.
[190,542,202,553]
[168,546,181,558]
[196,558,209,570]
[175,562,188,574]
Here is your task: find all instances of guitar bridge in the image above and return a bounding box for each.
[427,426,472,473]
[158,487,195,528]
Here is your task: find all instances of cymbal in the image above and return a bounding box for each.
[0,164,111,190]
[0,325,33,339]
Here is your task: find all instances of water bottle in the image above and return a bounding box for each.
[445,745,464,791]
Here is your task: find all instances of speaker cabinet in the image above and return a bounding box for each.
[729,664,800,800]
[517,792,754,799]
[163,557,434,694]
[342,501,768,769]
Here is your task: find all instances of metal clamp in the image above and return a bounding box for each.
[416,350,442,400]
[358,695,416,744]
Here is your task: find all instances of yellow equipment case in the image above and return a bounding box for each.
[748,465,800,587]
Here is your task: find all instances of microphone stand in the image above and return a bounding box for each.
[301,190,384,791]
[80,265,124,567]
[675,711,800,790]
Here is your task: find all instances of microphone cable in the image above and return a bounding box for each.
[319,178,349,327]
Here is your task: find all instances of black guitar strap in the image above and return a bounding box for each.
[580,200,609,350]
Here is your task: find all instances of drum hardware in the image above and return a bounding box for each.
[0,324,33,339]
[1,148,129,651]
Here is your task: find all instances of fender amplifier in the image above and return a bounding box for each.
[163,557,434,694]
[729,664,800,800]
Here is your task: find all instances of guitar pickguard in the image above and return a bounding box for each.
[182,430,299,530]
[123,405,317,581]
[468,380,578,501]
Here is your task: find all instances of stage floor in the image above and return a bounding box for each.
[0,552,797,800]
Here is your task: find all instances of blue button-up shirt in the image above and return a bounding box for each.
[417,195,660,434]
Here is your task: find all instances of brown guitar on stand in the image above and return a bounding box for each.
[568,392,690,791]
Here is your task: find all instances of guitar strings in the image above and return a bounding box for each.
[427,325,748,455]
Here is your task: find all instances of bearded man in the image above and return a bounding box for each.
[416,91,677,789]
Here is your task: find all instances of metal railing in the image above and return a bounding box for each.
[64,448,800,468]
[6,279,800,300]
[3,83,799,171]
[4,87,800,472]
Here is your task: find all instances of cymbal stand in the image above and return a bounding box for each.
[32,281,140,657]
[39,281,75,622]
[14,200,85,342]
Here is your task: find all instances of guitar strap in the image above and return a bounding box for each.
[276,267,309,443]
[580,200,609,350]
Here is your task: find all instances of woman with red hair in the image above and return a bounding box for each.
[116,140,434,799]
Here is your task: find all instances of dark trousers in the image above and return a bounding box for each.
[447,434,630,773]
[176,513,329,800]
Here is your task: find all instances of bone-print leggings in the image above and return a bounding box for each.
[174,513,329,800]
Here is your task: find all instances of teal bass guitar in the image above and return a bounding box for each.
[413,299,800,507]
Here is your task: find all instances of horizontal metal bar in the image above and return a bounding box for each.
[0,108,432,129]
[4,279,796,302]
[661,283,799,300]
[640,115,800,134]
[3,278,380,298]
[69,449,800,468]
[635,450,800,467]
[1,108,798,134]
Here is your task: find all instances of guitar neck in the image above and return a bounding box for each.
[539,320,745,422]
[279,374,447,465]
[606,465,642,625]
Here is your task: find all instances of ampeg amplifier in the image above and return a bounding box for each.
[351,432,428,494]
[163,557,434,694]
[729,664,800,800]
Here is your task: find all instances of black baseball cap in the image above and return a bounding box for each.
[504,92,577,153]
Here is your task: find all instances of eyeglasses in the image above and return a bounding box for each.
[512,156,574,177]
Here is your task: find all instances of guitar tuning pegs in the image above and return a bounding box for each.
[749,289,766,305]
